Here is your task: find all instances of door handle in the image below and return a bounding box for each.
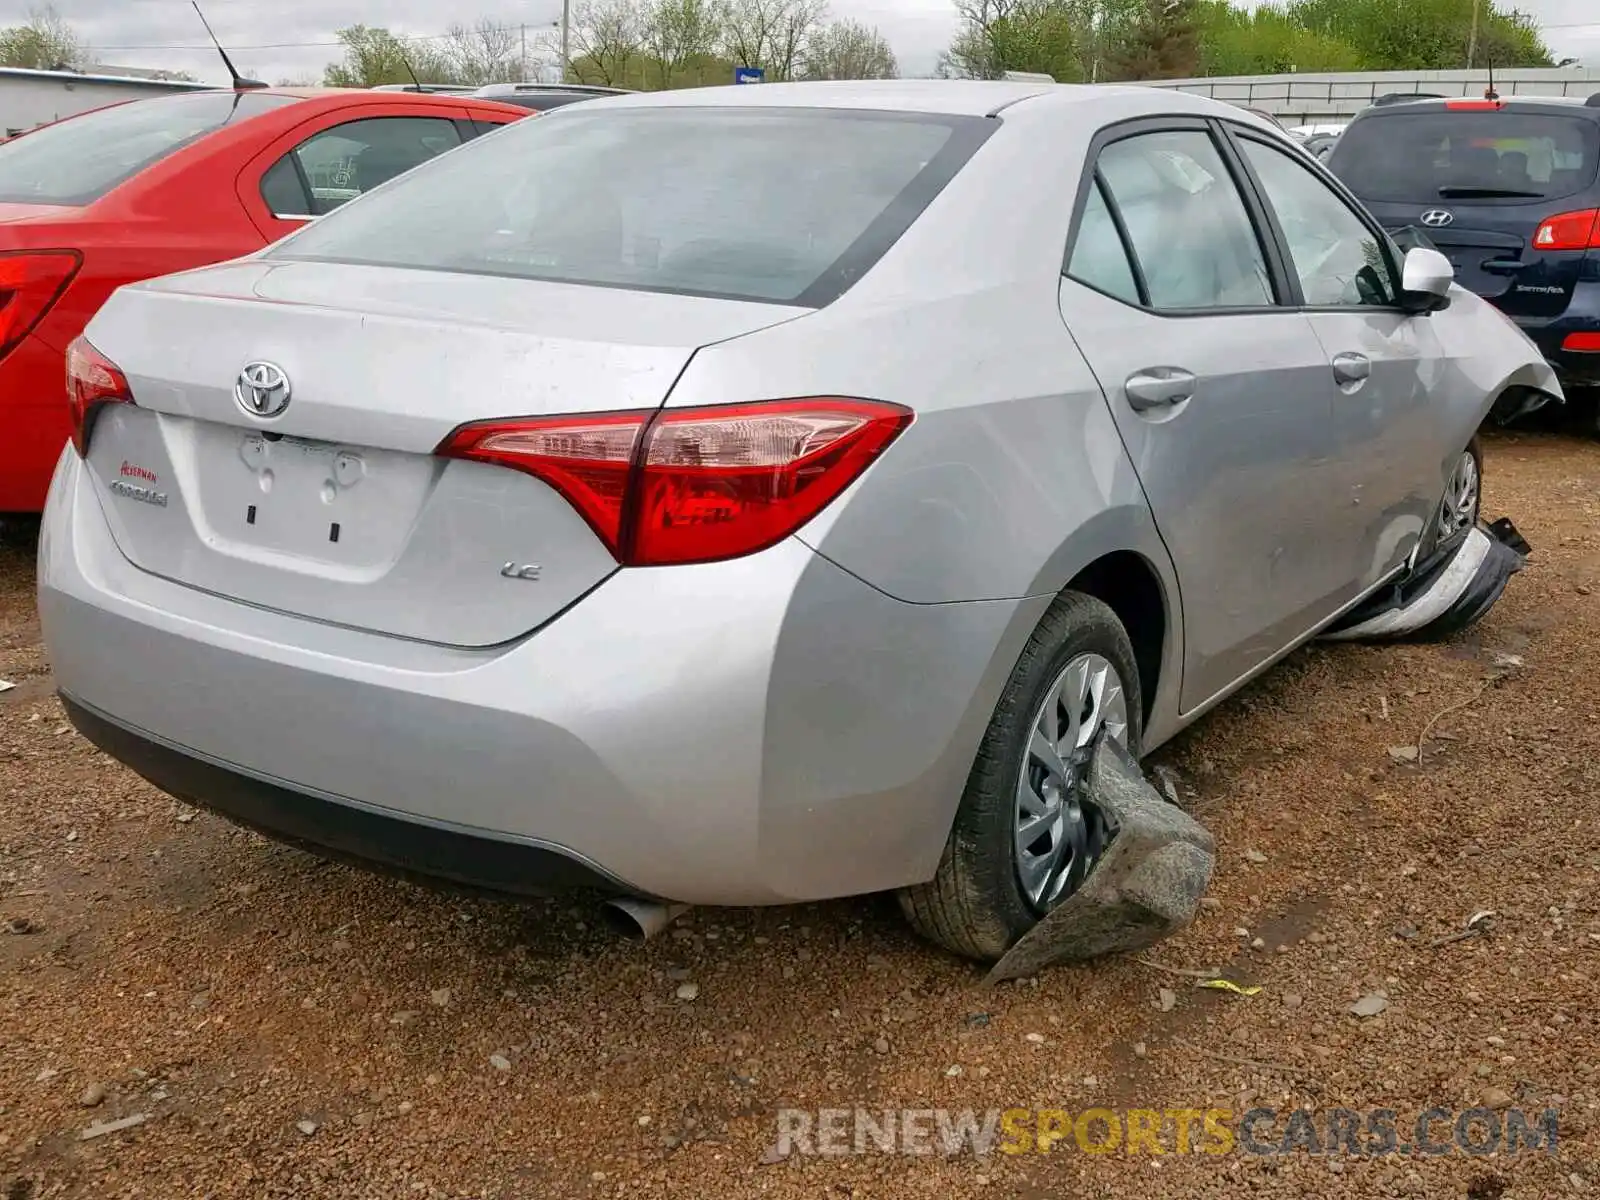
[1124,367,1197,412]
[1331,352,1371,385]
[1481,258,1528,275]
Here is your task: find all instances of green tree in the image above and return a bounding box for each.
[1286,0,1552,70]
[941,0,1083,81]
[0,5,82,70]
[1193,1,1363,74]
[321,26,453,87]
[1107,0,1200,80]
[642,0,727,88]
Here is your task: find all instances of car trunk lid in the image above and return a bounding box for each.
[80,258,806,647]
[1364,196,1588,319]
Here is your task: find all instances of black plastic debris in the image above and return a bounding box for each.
[985,738,1215,985]
[1321,518,1530,645]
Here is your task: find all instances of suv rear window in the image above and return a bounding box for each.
[270,107,993,306]
[0,90,302,206]
[1329,109,1600,204]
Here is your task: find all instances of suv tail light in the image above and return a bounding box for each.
[0,249,81,361]
[438,397,913,566]
[67,336,133,456]
[1533,209,1600,252]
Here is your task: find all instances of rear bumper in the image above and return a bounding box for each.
[1512,284,1600,388]
[63,695,629,897]
[40,449,1040,906]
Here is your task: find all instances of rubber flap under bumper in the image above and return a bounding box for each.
[1320,517,1529,644]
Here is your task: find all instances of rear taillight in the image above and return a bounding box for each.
[1564,333,1600,353]
[437,397,913,566]
[66,335,132,456]
[0,249,81,360]
[1532,209,1600,252]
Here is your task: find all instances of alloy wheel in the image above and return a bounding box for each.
[1435,449,1480,544]
[1013,652,1130,912]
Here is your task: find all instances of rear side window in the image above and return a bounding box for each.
[1094,129,1274,310]
[271,107,993,306]
[1066,179,1141,304]
[0,91,303,206]
[1330,110,1600,204]
[265,117,464,217]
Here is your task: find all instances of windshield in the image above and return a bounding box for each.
[271,106,993,306]
[0,90,303,206]
[1329,109,1600,204]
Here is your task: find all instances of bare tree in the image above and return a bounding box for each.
[941,0,1081,81]
[569,0,646,85]
[801,19,897,79]
[643,0,725,88]
[721,0,828,81]
[444,19,528,85]
[0,5,83,70]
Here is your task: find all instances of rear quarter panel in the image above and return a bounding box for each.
[669,93,1189,735]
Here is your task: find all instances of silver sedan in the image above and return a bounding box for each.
[39,80,1558,960]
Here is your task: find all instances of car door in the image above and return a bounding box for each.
[1226,127,1446,588]
[237,106,509,244]
[1059,119,1354,714]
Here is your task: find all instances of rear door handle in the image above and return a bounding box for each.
[1124,367,1197,412]
[1331,352,1371,385]
[1481,258,1529,275]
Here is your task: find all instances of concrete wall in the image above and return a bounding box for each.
[0,68,213,139]
[1137,68,1600,126]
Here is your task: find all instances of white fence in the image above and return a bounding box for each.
[0,67,211,138]
[1138,68,1600,125]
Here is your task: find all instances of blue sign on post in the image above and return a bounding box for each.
[734,66,765,84]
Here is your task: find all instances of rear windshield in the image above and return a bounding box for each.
[0,91,302,206]
[1329,109,1600,204]
[271,107,992,306]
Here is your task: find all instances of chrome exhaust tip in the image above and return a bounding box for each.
[601,897,690,940]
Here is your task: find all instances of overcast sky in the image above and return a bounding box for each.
[2,0,1596,83]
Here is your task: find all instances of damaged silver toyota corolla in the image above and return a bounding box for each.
[38,81,1561,969]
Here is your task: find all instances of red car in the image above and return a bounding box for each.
[0,87,529,514]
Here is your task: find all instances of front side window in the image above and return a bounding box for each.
[1095,130,1275,310]
[0,91,302,206]
[265,117,464,218]
[1239,138,1398,307]
[271,107,992,306]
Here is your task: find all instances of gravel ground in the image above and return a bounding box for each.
[3,429,1599,1199]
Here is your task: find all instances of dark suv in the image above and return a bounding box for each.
[1327,93,1600,390]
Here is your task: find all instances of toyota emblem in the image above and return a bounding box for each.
[1420,209,1455,228]
[235,361,292,418]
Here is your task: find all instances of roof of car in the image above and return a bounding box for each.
[569,79,1232,118]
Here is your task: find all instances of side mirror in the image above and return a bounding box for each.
[1400,246,1453,312]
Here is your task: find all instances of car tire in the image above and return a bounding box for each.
[898,591,1143,962]
[1418,436,1483,563]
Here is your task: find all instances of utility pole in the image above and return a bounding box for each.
[1466,0,1481,68]
[520,23,527,81]
[560,0,571,82]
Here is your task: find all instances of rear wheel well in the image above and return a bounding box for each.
[1065,552,1165,727]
